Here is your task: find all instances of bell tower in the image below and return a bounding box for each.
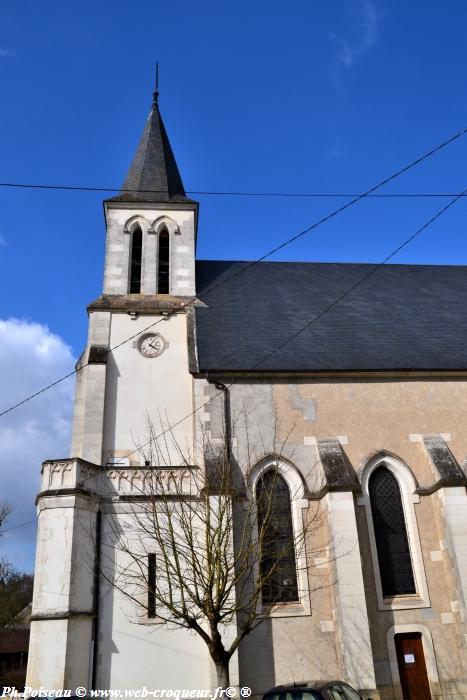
[103,78,198,298]
[70,77,199,468]
[27,77,205,692]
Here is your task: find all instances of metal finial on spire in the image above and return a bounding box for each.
[153,62,159,106]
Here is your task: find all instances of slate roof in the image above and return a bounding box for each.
[194,260,467,372]
[108,98,192,204]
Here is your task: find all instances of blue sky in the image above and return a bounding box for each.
[2,0,467,570]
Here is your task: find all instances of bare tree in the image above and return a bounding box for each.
[0,502,33,629]
[0,501,11,535]
[99,412,332,688]
[0,560,34,628]
[0,501,12,588]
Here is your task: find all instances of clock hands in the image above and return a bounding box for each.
[137,334,164,357]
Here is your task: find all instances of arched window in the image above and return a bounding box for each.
[147,553,156,618]
[129,226,142,293]
[256,469,298,604]
[158,229,170,294]
[369,466,415,597]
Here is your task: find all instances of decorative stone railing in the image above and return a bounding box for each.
[103,467,198,497]
[41,458,99,493]
[40,459,198,498]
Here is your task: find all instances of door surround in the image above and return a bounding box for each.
[386,624,439,687]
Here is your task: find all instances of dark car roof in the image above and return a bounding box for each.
[264,683,327,692]
[263,681,363,698]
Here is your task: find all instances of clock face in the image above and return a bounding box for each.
[137,332,165,358]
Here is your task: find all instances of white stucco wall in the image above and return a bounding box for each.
[32,503,76,614]
[102,312,193,466]
[27,486,98,691]
[27,619,68,689]
[96,511,212,690]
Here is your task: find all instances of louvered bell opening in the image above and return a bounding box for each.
[158,230,170,294]
[129,227,143,293]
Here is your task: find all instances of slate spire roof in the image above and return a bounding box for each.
[110,79,191,203]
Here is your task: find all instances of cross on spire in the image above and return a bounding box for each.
[153,62,159,106]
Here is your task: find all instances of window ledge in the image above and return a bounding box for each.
[260,601,311,618]
[379,594,430,611]
[137,616,169,626]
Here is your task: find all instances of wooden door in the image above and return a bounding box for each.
[395,633,432,699]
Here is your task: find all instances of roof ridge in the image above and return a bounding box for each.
[195,259,467,269]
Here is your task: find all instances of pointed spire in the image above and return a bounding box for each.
[111,68,190,204]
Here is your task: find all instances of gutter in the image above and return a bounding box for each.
[207,379,232,469]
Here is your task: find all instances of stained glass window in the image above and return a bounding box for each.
[256,470,299,604]
[369,466,415,596]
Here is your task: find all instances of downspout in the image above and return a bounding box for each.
[91,508,101,689]
[207,379,232,469]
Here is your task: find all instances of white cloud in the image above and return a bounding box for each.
[329,0,383,78]
[0,319,75,571]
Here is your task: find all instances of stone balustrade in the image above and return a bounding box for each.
[41,458,99,494]
[41,459,198,499]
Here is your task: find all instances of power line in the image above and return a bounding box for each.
[6,183,466,522]
[253,187,467,370]
[113,185,467,466]
[1,518,38,534]
[1,180,467,199]
[196,192,467,198]
[1,124,466,419]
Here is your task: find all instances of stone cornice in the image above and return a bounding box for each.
[87,295,205,314]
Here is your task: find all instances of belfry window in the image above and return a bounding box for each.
[129,226,143,293]
[369,466,416,597]
[158,229,170,294]
[256,470,299,604]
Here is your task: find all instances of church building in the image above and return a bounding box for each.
[26,81,467,700]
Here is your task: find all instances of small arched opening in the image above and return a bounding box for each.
[129,226,143,293]
[158,229,170,294]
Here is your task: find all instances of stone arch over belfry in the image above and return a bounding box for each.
[148,215,180,236]
[123,214,149,235]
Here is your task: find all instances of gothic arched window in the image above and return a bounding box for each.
[369,466,416,597]
[256,470,299,604]
[158,229,170,294]
[129,226,143,293]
